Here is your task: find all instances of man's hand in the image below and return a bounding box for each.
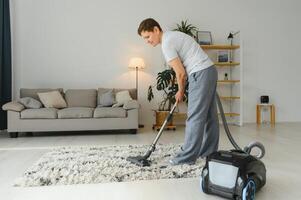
[175,91,184,103]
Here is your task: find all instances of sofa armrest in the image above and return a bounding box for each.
[7,110,21,132]
[123,100,140,110]
[2,101,25,112]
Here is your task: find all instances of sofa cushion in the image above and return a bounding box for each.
[97,89,116,107]
[114,88,137,100]
[18,97,42,109]
[98,88,113,97]
[65,89,97,108]
[94,107,126,118]
[112,90,133,107]
[38,91,67,109]
[20,108,58,119]
[123,100,140,110]
[20,88,64,101]
[2,101,25,112]
[58,107,94,119]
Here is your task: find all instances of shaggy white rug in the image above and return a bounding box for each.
[14,144,204,187]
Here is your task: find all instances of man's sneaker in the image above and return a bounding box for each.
[169,159,177,165]
[169,158,195,166]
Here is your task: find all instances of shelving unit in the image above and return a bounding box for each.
[221,113,240,117]
[217,80,240,84]
[201,35,243,126]
[201,45,240,50]
[220,96,240,100]
[214,62,240,67]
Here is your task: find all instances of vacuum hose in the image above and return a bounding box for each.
[216,93,265,159]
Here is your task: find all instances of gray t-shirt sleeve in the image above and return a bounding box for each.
[162,40,178,63]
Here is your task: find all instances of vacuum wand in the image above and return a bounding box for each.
[146,102,178,153]
[127,102,178,167]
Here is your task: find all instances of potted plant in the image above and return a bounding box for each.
[148,68,188,129]
[173,20,198,38]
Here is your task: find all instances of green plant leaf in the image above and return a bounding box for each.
[147,68,189,110]
[173,19,198,37]
[147,86,154,102]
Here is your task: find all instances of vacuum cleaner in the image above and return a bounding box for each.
[200,94,266,200]
[127,93,266,199]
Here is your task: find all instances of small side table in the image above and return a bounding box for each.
[256,104,275,125]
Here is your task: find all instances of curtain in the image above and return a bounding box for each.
[0,0,12,130]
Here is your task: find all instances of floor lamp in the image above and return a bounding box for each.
[128,57,145,128]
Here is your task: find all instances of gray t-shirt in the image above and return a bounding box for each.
[161,31,213,76]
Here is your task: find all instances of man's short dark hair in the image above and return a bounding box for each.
[137,18,162,36]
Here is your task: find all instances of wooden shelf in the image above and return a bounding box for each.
[217,80,240,84]
[214,62,240,67]
[219,112,240,117]
[220,96,240,100]
[167,112,240,120]
[173,112,240,119]
[201,45,240,50]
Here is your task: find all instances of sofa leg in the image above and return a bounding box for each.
[129,129,137,134]
[9,132,18,138]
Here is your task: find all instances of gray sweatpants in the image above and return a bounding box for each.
[173,65,219,164]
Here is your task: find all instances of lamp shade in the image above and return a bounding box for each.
[227,33,233,39]
[128,57,145,69]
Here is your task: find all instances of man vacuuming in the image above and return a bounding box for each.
[138,18,219,165]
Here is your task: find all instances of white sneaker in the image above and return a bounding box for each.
[169,158,195,166]
[169,159,177,166]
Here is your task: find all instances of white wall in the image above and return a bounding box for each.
[10,0,301,124]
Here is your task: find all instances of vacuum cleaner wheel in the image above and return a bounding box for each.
[242,179,256,200]
[200,177,205,192]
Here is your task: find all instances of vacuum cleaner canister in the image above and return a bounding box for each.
[200,150,266,200]
[200,94,267,199]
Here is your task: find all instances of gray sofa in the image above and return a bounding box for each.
[4,88,139,138]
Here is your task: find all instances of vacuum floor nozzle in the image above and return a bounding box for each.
[126,156,151,167]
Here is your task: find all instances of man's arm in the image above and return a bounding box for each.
[168,57,187,102]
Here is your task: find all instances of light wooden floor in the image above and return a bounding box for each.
[0,123,301,200]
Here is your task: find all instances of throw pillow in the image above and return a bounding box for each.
[2,101,25,112]
[112,90,133,107]
[123,100,140,110]
[38,91,67,109]
[97,89,116,107]
[18,97,42,109]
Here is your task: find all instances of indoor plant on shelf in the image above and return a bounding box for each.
[148,68,188,130]
[173,19,198,38]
